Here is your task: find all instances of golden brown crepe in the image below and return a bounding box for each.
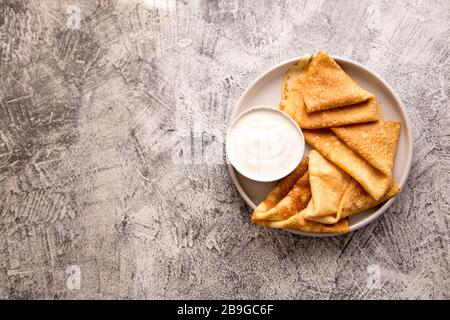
[305,150,351,218]
[251,171,311,221]
[331,121,401,176]
[279,56,381,129]
[282,93,381,129]
[251,157,308,218]
[338,179,400,217]
[280,54,312,121]
[303,51,373,113]
[303,129,391,201]
[281,54,312,101]
[252,153,349,234]
[306,179,399,224]
[257,205,349,234]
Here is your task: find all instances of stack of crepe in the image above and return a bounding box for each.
[252,51,401,234]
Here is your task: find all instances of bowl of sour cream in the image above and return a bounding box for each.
[226,106,305,182]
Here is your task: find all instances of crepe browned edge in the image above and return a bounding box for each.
[338,179,400,217]
[256,206,349,234]
[279,56,381,129]
[306,150,352,218]
[306,179,400,224]
[252,154,349,234]
[302,51,373,113]
[331,121,401,176]
[292,94,381,129]
[303,129,391,201]
[251,170,311,221]
[251,157,308,218]
[280,54,312,119]
[282,54,313,101]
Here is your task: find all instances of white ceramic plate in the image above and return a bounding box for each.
[227,55,413,236]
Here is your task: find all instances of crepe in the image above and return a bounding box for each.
[251,157,309,221]
[338,179,400,217]
[280,54,311,121]
[306,179,400,224]
[252,153,349,234]
[282,93,381,129]
[257,204,349,234]
[282,54,312,101]
[303,51,373,113]
[331,121,401,176]
[251,171,311,221]
[279,56,381,129]
[305,150,351,218]
[303,129,391,200]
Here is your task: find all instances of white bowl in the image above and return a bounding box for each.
[227,55,413,236]
[226,106,305,182]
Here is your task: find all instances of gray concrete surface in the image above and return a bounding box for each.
[0,0,448,299]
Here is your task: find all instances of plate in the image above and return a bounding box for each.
[227,55,413,236]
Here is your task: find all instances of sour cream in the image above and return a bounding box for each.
[227,106,305,182]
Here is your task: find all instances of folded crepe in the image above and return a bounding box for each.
[252,154,349,234]
[338,179,400,216]
[305,150,351,218]
[252,157,309,221]
[303,129,391,200]
[282,54,313,101]
[251,170,311,221]
[309,179,400,224]
[280,54,311,120]
[302,51,373,113]
[331,121,401,176]
[257,207,349,234]
[279,56,381,129]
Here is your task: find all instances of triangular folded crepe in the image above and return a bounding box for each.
[251,171,311,221]
[331,121,401,176]
[306,150,351,218]
[303,129,390,200]
[252,157,309,221]
[306,179,400,224]
[252,154,349,234]
[257,204,349,234]
[338,179,400,217]
[279,56,381,129]
[282,54,312,101]
[303,51,373,113]
[280,54,311,120]
[281,93,381,129]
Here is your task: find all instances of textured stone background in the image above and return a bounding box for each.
[0,0,448,299]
